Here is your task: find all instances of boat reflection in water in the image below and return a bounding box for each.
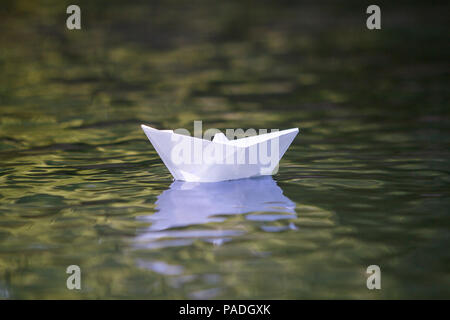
[134,176,297,249]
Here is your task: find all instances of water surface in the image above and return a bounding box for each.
[0,0,449,299]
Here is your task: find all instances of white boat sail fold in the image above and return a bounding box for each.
[141,124,298,182]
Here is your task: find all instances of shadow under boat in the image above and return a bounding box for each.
[134,176,297,248]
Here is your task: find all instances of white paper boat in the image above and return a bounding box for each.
[141,124,298,182]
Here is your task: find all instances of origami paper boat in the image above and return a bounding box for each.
[141,124,298,182]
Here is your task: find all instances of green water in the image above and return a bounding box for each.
[0,1,449,299]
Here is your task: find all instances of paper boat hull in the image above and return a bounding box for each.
[141,125,298,182]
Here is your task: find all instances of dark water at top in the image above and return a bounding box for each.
[0,1,449,298]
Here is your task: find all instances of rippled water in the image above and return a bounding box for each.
[0,1,449,299]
